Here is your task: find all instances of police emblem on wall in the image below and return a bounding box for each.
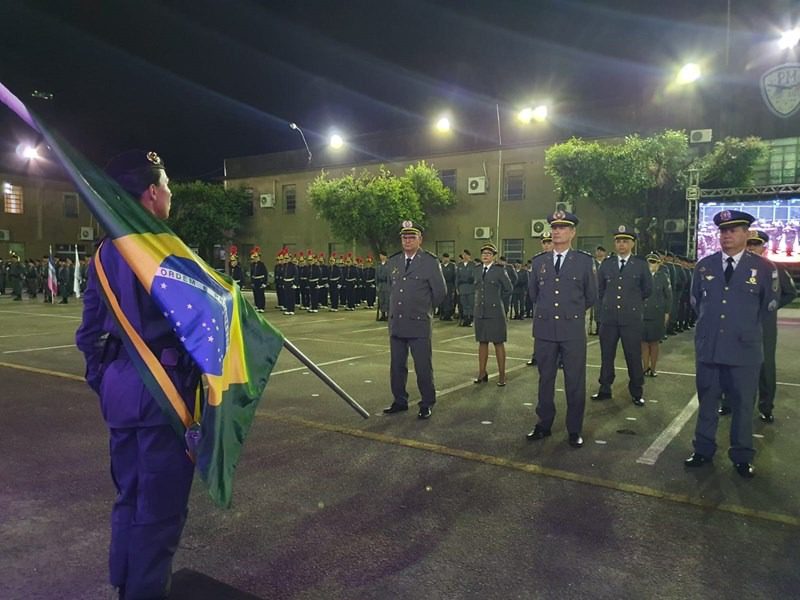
[761,63,800,118]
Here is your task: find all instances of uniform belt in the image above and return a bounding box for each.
[252,275,265,280]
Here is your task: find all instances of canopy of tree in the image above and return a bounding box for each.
[308,161,456,254]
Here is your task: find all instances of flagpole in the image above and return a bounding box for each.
[281,338,370,418]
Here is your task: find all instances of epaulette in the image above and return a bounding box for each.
[532,250,549,259]
[578,249,593,257]
[389,251,402,258]
[425,250,438,258]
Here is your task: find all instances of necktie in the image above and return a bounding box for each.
[724,256,734,284]
[405,257,412,272]
[555,254,562,274]
[619,259,626,272]
[483,266,488,279]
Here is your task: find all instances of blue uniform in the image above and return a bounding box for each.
[690,250,778,464]
[76,240,198,599]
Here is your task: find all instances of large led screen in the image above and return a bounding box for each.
[697,198,800,263]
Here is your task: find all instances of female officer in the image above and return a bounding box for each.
[473,242,513,386]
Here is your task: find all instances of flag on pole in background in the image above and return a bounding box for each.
[73,244,81,299]
[0,82,285,508]
[47,245,58,303]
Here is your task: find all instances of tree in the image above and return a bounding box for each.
[167,181,252,261]
[544,131,767,254]
[308,161,456,254]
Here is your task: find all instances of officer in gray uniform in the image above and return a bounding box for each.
[744,231,797,422]
[439,253,457,320]
[526,211,597,448]
[383,221,447,419]
[375,251,390,321]
[592,226,652,406]
[684,210,778,479]
[456,250,475,326]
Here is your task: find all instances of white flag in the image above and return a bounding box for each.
[73,244,81,299]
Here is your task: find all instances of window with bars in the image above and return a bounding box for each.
[502,239,524,263]
[435,240,455,259]
[283,184,296,214]
[503,164,525,201]
[64,193,79,218]
[753,138,800,185]
[439,169,457,193]
[3,182,23,214]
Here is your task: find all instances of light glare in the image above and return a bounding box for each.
[435,116,451,133]
[676,63,701,85]
[22,146,40,160]
[532,105,548,122]
[778,28,800,50]
[329,134,344,149]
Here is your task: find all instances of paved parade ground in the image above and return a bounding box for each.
[2,292,799,599]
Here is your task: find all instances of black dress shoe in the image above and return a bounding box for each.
[526,359,537,366]
[591,391,612,401]
[632,397,645,407]
[473,374,489,384]
[418,406,432,419]
[383,403,408,414]
[684,452,711,468]
[718,406,732,416]
[734,462,755,478]
[568,433,584,448]
[759,410,774,423]
[526,425,551,441]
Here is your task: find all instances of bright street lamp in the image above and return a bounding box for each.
[22,146,40,160]
[434,116,451,133]
[329,133,344,150]
[518,104,548,124]
[778,28,800,50]
[676,63,702,85]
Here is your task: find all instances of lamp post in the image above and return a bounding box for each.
[288,122,312,162]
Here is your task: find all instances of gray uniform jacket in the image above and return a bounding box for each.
[456,261,475,294]
[388,250,447,338]
[474,263,513,320]
[529,250,597,341]
[441,262,456,290]
[691,251,778,366]
[597,255,652,326]
[643,268,672,321]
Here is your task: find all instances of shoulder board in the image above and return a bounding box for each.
[389,251,402,258]
[577,250,593,257]
[424,250,438,258]
[532,250,548,259]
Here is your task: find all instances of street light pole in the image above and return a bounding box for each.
[288,122,312,162]
[495,103,502,248]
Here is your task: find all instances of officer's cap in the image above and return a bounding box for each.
[541,231,553,242]
[613,225,636,241]
[105,150,165,198]
[646,253,661,263]
[713,210,755,229]
[747,230,769,244]
[480,242,498,255]
[547,210,579,227]
[400,220,423,236]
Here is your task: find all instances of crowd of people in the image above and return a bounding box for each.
[0,253,86,303]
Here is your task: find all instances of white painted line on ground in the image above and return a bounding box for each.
[439,333,475,344]
[0,331,62,339]
[3,344,76,354]
[0,310,81,320]
[349,326,387,333]
[636,393,699,466]
[277,317,346,325]
[436,362,529,398]
[271,352,386,376]
[292,337,386,348]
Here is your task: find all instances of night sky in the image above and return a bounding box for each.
[1,0,796,180]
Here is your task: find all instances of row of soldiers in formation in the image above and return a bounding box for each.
[0,253,87,303]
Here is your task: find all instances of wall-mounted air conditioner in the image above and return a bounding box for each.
[689,129,712,143]
[664,218,686,233]
[79,226,94,241]
[0,229,9,241]
[554,200,573,213]
[259,193,275,208]
[531,219,550,237]
[468,176,487,195]
[473,226,492,239]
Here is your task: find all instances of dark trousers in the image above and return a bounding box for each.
[252,285,265,310]
[284,285,296,312]
[534,337,586,434]
[300,284,309,308]
[109,425,194,598]
[329,285,340,309]
[598,321,645,399]
[390,335,436,408]
[365,285,376,307]
[310,285,319,310]
[694,361,759,464]
[758,321,778,413]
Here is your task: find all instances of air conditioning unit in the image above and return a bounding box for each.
[664,218,686,233]
[468,176,487,195]
[259,193,275,208]
[690,129,712,144]
[473,226,492,239]
[554,200,573,213]
[531,219,550,237]
[79,226,94,241]
[0,229,9,241]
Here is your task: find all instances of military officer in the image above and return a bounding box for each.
[383,221,447,420]
[307,253,321,313]
[376,251,390,321]
[317,252,329,308]
[455,249,475,326]
[328,254,342,312]
[249,246,268,312]
[229,248,243,288]
[641,252,672,377]
[342,254,358,310]
[497,255,518,318]
[588,246,607,335]
[684,211,778,478]
[591,226,652,407]
[274,250,286,310]
[527,232,554,366]
[526,211,597,447]
[743,231,797,423]
[439,253,456,320]
[511,261,528,319]
[363,256,377,308]
[282,253,299,315]
[473,242,513,385]
[298,252,310,309]
[8,252,24,300]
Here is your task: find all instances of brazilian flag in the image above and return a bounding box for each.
[0,83,284,508]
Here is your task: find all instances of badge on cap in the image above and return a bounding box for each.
[553,210,565,220]
[402,220,413,229]
[719,210,732,221]
[617,225,627,233]
[146,151,163,166]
